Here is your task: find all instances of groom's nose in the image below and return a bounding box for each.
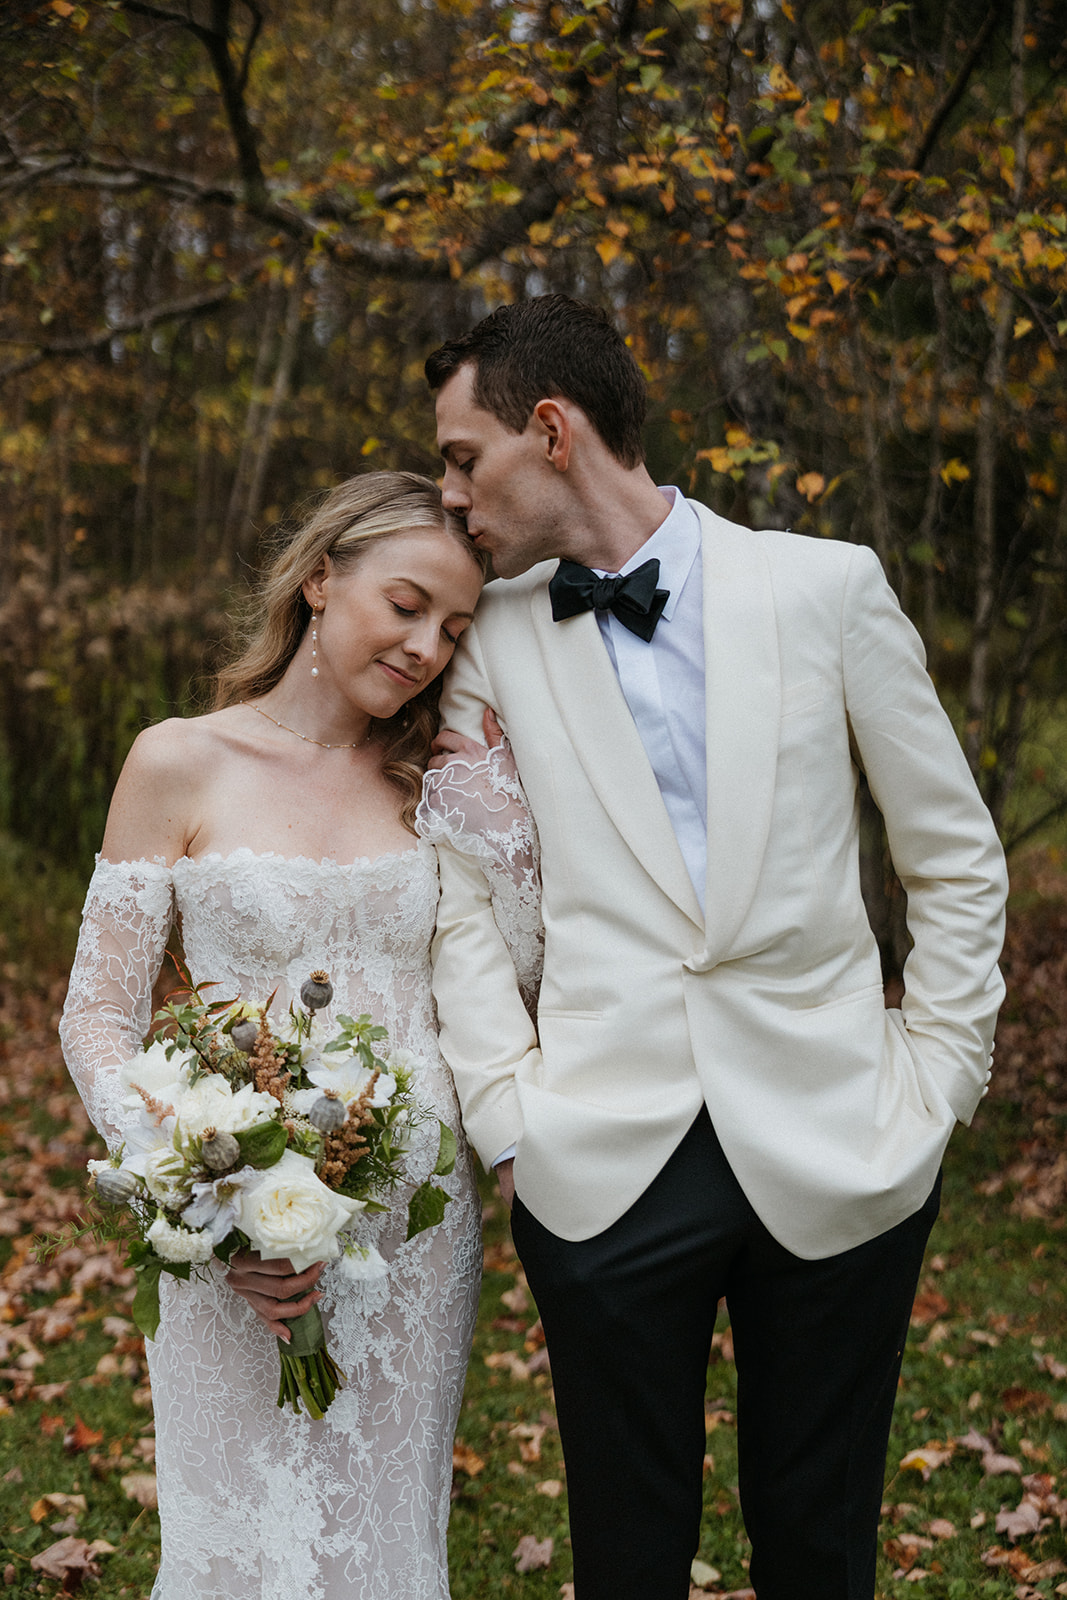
[441,465,471,517]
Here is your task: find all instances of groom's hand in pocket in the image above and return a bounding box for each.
[227,1250,325,1341]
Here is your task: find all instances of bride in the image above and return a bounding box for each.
[60,472,497,1600]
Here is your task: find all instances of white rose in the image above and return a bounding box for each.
[147,1214,215,1265]
[120,1039,193,1110]
[237,1149,363,1272]
[142,1146,193,1205]
[175,1077,279,1142]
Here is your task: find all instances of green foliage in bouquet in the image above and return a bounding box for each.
[56,973,455,1419]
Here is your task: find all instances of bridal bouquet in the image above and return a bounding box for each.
[88,970,455,1419]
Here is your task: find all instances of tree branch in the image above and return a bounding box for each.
[119,0,267,204]
[885,3,1004,211]
[0,260,270,383]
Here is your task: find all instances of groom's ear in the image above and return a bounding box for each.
[532,398,572,473]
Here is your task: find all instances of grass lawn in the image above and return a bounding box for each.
[0,857,1064,1597]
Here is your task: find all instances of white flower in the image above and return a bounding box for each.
[147,1214,215,1265]
[183,1169,258,1244]
[307,1058,396,1109]
[284,1086,322,1117]
[384,1047,421,1077]
[236,1149,364,1272]
[122,1109,178,1176]
[142,1145,193,1205]
[174,1077,279,1143]
[120,1039,193,1111]
[336,1242,389,1284]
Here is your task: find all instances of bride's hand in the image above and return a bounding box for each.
[226,1249,325,1340]
[428,707,505,771]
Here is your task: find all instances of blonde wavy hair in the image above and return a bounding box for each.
[214,471,485,831]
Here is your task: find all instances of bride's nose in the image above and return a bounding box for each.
[402,615,440,662]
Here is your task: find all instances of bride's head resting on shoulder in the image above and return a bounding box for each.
[213,470,487,829]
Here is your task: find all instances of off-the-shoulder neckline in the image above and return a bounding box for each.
[96,842,428,872]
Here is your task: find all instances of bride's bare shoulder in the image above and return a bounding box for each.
[101,709,247,864]
[125,707,247,772]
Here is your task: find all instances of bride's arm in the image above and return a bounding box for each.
[419,709,544,1013]
[59,724,200,1147]
[59,856,176,1150]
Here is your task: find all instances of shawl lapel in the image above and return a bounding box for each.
[530,577,704,928]
[693,503,781,967]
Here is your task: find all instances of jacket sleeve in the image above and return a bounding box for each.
[842,544,1008,1125]
[428,625,543,1169]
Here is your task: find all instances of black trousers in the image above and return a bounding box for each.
[510,1108,940,1600]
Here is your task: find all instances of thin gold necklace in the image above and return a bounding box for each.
[243,702,370,751]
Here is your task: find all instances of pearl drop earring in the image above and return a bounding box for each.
[311,607,322,678]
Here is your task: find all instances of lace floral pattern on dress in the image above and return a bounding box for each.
[416,741,544,1011]
[59,842,481,1600]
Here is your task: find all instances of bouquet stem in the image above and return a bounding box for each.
[276,1304,345,1419]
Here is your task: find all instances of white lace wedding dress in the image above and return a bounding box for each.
[59,745,542,1600]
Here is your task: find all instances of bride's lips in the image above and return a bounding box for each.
[378,660,420,688]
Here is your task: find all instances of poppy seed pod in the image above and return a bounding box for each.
[94,1167,139,1206]
[300,970,334,1012]
[308,1093,347,1134]
[231,1019,259,1053]
[202,1129,241,1171]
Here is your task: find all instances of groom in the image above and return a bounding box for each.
[425,296,1006,1600]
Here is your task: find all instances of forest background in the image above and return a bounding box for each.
[1,1,1067,1597]
[2,0,1067,887]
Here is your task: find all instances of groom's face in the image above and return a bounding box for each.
[435,364,569,579]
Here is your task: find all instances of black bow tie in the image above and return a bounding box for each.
[548,557,669,643]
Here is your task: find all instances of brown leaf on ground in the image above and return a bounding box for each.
[910,1288,951,1325]
[29,1536,102,1590]
[899,1441,954,1479]
[982,1450,1023,1477]
[64,1416,103,1453]
[689,1557,722,1588]
[513,1534,553,1573]
[119,1471,158,1509]
[30,1493,86,1524]
[996,1498,1043,1541]
[451,1441,485,1477]
[484,1349,532,1382]
[1002,1386,1050,1415]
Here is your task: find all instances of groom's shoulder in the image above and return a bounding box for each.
[691,501,880,584]
[471,560,554,624]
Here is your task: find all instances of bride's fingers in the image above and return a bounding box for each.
[428,727,488,769]
[240,1286,322,1340]
[227,1255,324,1302]
[483,708,505,748]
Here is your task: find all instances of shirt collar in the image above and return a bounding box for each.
[599,487,701,623]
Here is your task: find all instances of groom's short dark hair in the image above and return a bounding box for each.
[425,295,647,469]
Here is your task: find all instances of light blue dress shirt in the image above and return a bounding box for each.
[592,487,707,910]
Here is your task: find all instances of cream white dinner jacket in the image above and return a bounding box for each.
[430,504,1008,1257]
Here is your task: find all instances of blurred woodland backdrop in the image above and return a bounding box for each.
[2,0,1067,887]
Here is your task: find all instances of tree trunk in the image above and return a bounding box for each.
[239,264,305,558]
[964,0,1027,777]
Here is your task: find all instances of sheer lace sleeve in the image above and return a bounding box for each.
[417,740,543,1012]
[59,857,176,1151]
